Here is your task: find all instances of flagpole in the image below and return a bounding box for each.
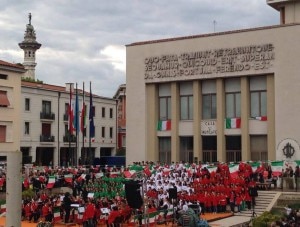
[67,82,74,167]
[82,82,85,165]
[75,83,78,166]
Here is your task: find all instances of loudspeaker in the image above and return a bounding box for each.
[125,181,143,209]
[168,187,177,200]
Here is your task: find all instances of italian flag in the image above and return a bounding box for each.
[271,161,284,177]
[295,160,300,166]
[225,118,241,129]
[0,204,6,214]
[148,211,158,225]
[53,206,61,223]
[124,170,136,179]
[206,165,217,173]
[250,161,261,173]
[253,116,267,121]
[64,174,73,183]
[229,163,239,179]
[46,176,56,189]
[157,120,171,131]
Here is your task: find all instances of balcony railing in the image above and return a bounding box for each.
[63,134,77,143]
[40,135,55,142]
[40,112,55,120]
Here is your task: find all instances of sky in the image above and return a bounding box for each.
[0,0,279,98]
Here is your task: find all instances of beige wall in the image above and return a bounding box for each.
[126,24,300,164]
[0,67,23,152]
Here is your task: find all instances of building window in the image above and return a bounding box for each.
[250,76,267,118]
[42,101,51,114]
[250,135,268,161]
[102,126,105,138]
[0,90,10,107]
[179,137,194,162]
[202,80,216,119]
[0,74,7,80]
[180,82,193,120]
[109,127,113,138]
[159,137,171,164]
[226,136,241,162]
[24,122,30,135]
[0,125,6,142]
[225,78,241,118]
[202,136,217,163]
[109,108,113,118]
[25,98,30,111]
[159,83,171,120]
[102,107,105,118]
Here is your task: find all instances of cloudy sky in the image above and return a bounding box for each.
[0,0,279,97]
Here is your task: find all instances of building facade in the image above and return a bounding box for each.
[113,84,126,154]
[0,60,25,152]
[16,14,117,167]
[126,0,300,165]
[20,82,117,166]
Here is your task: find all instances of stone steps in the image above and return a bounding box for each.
[235,190,279,217]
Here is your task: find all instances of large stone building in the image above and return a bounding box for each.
[17,14,117,166]
[126,0,300,165]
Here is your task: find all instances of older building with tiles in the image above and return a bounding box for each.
[126,0,300,165]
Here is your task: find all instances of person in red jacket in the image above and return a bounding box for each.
[107,206,121,226]
[84,199,96,226]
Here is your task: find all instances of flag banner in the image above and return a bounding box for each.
[0,204,6,213]
[46,176,56,189]
[64,174,73,183]
[229,164,239,179]
[206,165,217,173]
[253,116,267,121]
[157,120,171,131]
[271,161,284,176]
[110,171,120,177]
[124,170,136,178]
[249,161,260,172]
[129,165,144,171]
[74,84,80,133]
[81,82,87,135]
[225,118,241,129]
[53,206,61,223]
[295,160,300,166]
[68,84,75,135]
[95,172,103,178]
[89,82,95,139]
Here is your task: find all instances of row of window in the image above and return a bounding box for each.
[24,122,114,139]
[25,98,114,119]
[158,135,267,163]
[159,76,267,120]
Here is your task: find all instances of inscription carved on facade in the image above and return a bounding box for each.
[144,44,275,81]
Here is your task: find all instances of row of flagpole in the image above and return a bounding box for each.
[68,81,95,166]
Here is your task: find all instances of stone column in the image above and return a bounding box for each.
[5,151,22,227]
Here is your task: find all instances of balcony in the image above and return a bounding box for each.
[40,112,55,120]
[40,135,55,142]
[63,134,77,143]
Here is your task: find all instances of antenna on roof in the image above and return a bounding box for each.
[213,20,217,32]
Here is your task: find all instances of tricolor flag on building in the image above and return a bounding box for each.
[271,161,284,177]
[253,116,267,121]
[225,118,241,129]
[46,176,56,189]
[157,120,171,131]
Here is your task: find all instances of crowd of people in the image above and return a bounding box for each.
[0,161,298,226]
